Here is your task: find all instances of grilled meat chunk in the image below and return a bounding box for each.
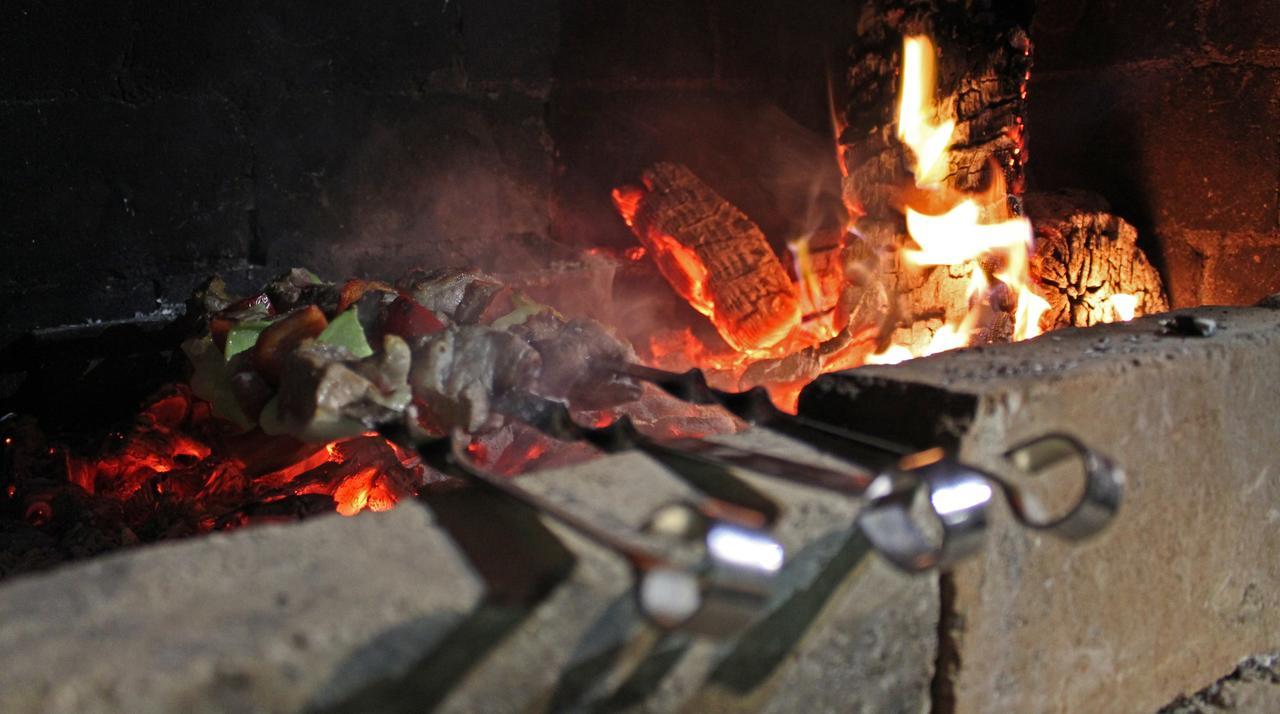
[409,326,541,433]
[266,338,413,442]
[190,267,648,441]
[397,268,505,324]
[528,319,641,409]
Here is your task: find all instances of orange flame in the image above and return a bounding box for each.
[614,33,1148,411]
[58,387,423,529]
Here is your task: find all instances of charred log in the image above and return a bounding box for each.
[1026,191,1169,329]
[840,0,1034,214]
[613,162,801,351]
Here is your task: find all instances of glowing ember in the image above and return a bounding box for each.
[612,165,802,352]
[609,33,1071,407]
[55,386,425,532]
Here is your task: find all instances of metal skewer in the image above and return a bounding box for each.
[605,362,1125,570]
[494,389,801,528]
[381,423,786,636]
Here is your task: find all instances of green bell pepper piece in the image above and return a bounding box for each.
[224,319,273,361]
[317,308,374,358]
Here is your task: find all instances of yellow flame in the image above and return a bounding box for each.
[788,235,823,315]
[898,36,955,187]
[903,201,1033,265]
[1108,293,1138,322]
[865,345,915,365]
[1012,287,1050,341]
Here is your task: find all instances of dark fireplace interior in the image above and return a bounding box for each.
[4,0,1277,343]
[1,2,1278,712]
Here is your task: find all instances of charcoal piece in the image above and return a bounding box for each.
[741,347,822,388]
[614,162,801,351]
[529,319,641,410]
[409,326,542,434]
[213,493,338,530]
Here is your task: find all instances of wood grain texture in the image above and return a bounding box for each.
[620,162,800,351]
[1027,191,1169,329]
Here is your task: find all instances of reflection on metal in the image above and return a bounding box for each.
[859,455,993,571]
[380,425,785,637]
[706,523,785,574]
[929,479,994,516]
[382,364,1127,640]
[608,362,1126,574]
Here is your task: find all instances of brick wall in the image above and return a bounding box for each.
[1028,0,1280,306]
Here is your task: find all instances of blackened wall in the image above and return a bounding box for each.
[0,1,560,341]
[0,0,851,344]
[3,0,1278,343]
[1029,0,1280,306]
[549,1,853,258]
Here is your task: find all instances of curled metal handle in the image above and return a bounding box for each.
[608,363,1125,572]
[857,449,994,572]
[999,433,1124,541]
[638,502,784,633]
[856,437,1124,572]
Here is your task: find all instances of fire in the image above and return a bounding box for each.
[897,36,955,187]
[867,34,1047,361]
[332,467,399,517]
[864,345,914,366]
[1108,293,1139,322]
[614,33,1148,410]
[613,185,723,332]
[56,386,424,532]
[902,201,1028,266]
[612,166,803,352]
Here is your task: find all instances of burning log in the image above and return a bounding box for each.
[837,3,1036,353]
[613,162,801,351]
[1026,191,1169,329]
[840,0,1034,215]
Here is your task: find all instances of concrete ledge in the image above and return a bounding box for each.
[434,433,935,713]
[801,304,1280,712]
[8,304,1268,711]
[0,504,483,714]
[0,431,936,713]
